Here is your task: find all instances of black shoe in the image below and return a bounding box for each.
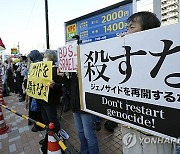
[28,121,33,126]
[39,138,45,145]
[104,120,118,132]
[96,122,101,131]
[32,125,45,132]
[31,126,39,132]
[19,98,25,102]
[40,146,47,154]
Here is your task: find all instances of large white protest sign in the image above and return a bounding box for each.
[79,23,180,141]
[57,41,77,72]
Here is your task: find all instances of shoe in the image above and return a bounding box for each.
[31,126,39,132]
[40,146,47,154]
[19,98,25,102]
[28,121,33,126]
[104,120,118,132]
[32,125,45,132]
[39,138,45,145]
[95,122,101,131]
[58,129,70,140]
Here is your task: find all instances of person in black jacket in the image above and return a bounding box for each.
[61,72,71,112]
[38,50,62,154]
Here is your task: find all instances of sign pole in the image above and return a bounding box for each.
[77,45,84,110]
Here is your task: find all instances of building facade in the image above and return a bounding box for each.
[161,0,179,25]
[137,0,180,26]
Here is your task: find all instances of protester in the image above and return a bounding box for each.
[26,50,44,131]
[16,55,27,102]
[60,72,71,112]
[69,72,99,154]
[37,49,63,154]
[121,11,175,154]
[6,58,14,93]
[1,62,9,96]
[12,59,19,94]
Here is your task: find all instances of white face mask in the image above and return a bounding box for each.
[27,62,31,68]
[43,58,48,61]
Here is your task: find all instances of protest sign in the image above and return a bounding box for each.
[78,23,180,141]
[26,61,52,102]
[57,42,77,72]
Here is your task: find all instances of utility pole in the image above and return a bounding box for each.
[17,42,20,54]
[45,0,50,49]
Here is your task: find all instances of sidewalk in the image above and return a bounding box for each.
[0,93,45,153]
[0,93,123,154]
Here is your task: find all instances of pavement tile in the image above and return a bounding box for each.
[8,136,21,142]
[9,143,16,152]
[18,151,25,154]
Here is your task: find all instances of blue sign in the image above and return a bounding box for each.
[78,3,132,44]
[65,1,133,44]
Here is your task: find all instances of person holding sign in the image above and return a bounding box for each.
[121,11,175,154]
[37,50,63,153]
[69,72,99,154]
[26,50,45,130]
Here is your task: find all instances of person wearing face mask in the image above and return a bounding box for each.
[121,11,175,154]
[37,50,63,154]
[43,57,48,62]
[26,50,45,130]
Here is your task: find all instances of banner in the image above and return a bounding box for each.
[0,38,6,51]
[79,23,180,141]
[65,0,132,44]
[57,42,77,72]
[26,61,52,102]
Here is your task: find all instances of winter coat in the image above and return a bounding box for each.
[69,73,85,113]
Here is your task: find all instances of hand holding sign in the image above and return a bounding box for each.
[26,61,52,102]
[57,68,64,77]
[49,81,55,89]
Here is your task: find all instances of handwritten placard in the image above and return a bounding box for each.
[26,61,52,102]
[57,42,77,72]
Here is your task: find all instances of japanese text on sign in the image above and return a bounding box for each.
[65,1,132,43]
[78,3,132,44]
[79,23,180,140]
[26,61,52,102]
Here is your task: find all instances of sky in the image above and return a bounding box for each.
[0,0,152,55]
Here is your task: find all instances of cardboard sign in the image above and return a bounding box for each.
[57,42,77,72]
[79,23,180,142]
[26,61,52,102]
